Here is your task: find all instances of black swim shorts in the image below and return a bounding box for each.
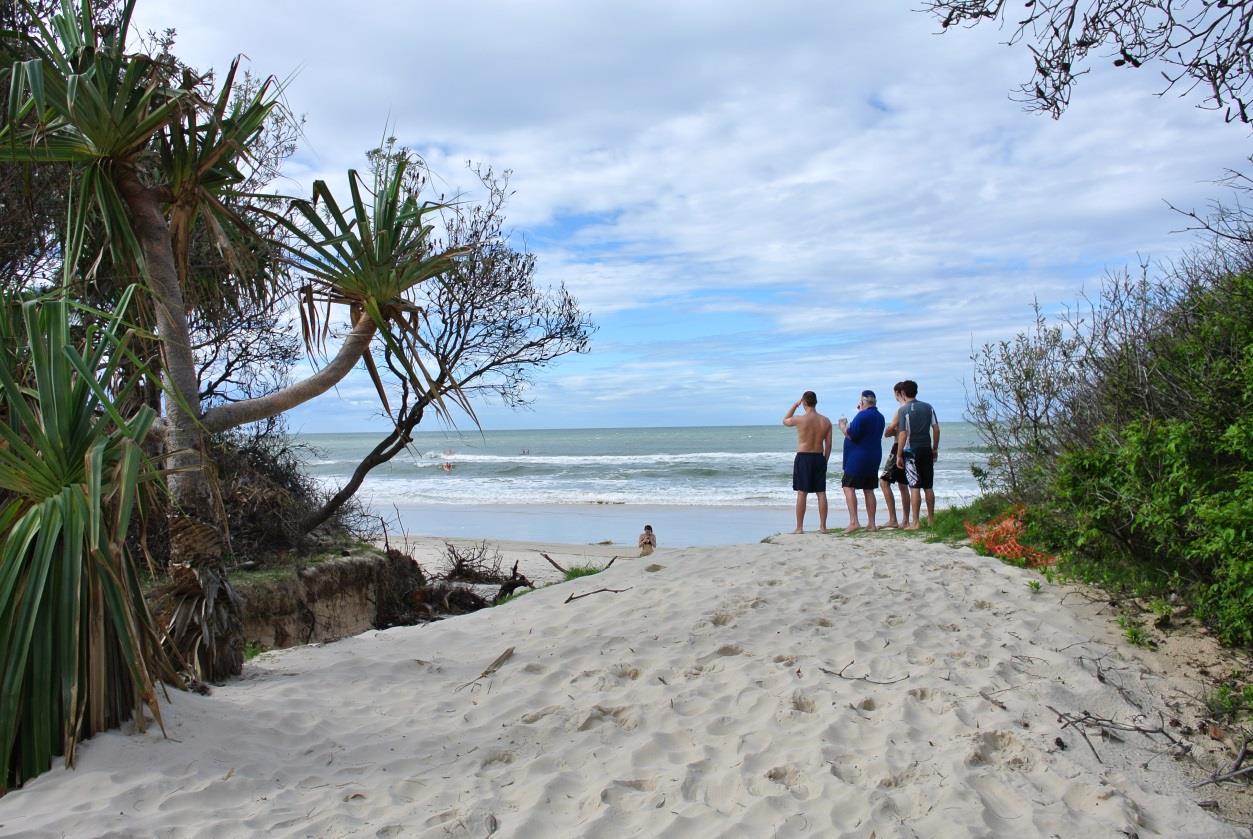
[842,472,877,491]
[903,448,934,490]
[880,444,906,485]
[792,452,827,493]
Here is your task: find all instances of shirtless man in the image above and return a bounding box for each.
[783,391,833,534]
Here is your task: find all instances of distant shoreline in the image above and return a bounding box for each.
[375,501,799,548]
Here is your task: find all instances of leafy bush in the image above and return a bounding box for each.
[970,250,1253,644]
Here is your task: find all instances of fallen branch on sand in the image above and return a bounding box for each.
[542,553,619,575]
[565,587,632,603]
[456,647,516,692]
[1045,705,1192,765]
[1194,733,1253,788]
[493,560,534,604]
[820,660,910,685]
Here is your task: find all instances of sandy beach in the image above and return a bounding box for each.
[1,534,1247,838]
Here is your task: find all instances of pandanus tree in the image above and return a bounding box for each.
[0,288,181,793]
[0,0,465,681]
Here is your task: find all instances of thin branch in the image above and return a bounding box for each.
[564,587,632,603]
[820,660,911,685]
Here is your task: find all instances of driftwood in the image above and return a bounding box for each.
[1194,733,1253,788]
[493,560,534,603]
[541,552,567,574]
[456,646,516,691]
[564,587,632,604]
[820,660,910,685]
[1045,705,1192,765]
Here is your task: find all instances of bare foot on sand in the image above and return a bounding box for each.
[791,528,803,535]
[844,524,862,534]
[882,520,899,529]
[905,523,921,531]
[867,525,879,532]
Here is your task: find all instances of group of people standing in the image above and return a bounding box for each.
[783,380,940,534]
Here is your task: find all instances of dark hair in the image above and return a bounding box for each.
[802,390,817,407]
[893,381,905,395]
[902,380,919,398]
[644,524,653,531]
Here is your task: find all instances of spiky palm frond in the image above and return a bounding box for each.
[0,0,185,270]
[270,151,472,422]
[0,286,180,793]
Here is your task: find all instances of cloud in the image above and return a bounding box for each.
[132,1,1251,431]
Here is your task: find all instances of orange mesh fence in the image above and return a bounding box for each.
[964,506,1055,568]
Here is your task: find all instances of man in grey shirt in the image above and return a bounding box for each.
[893,380,940,529]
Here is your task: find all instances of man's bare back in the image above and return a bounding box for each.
[790,409,832,453]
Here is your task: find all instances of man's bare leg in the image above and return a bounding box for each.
[793,491,806,534]
[924,488,936,527]
[906,488,923,530]
[879,479,899,528]
[899,484,912,528]
[843,487,860,533]
[863,489,878,531]
[817,491,829,533]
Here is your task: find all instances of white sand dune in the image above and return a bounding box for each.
[1,536,1243,838]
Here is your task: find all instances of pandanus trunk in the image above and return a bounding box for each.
[113,164,243,681]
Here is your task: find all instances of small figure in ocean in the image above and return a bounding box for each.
[783,391,833,534]
[440,462,455,473]
[893,379,941,529]
[838,389,885,533]
[638,524,656,556]
[879,382,911,529]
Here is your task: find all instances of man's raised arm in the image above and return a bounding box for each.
[783,398,802,427]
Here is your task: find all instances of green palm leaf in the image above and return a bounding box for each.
[0,289,180,793]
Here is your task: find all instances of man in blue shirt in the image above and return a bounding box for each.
[838,389,886,533]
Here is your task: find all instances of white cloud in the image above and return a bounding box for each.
[131,0,1251,431]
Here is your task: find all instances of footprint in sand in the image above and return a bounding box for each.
[827,757,864,785]
[790,691,817,713]
[520,705,561,724]
[478,749,515,774]
[578,704,638,731]
[877,760,925,789]
[966,730,1035,770]
[763,765,810,799]
[600,778,660,807]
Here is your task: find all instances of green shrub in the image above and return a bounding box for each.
[564,564,603,581]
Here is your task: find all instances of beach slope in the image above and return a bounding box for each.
[0,536,1240,838]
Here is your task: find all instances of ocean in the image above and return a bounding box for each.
[298,423,987,547]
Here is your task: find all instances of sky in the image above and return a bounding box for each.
[133,1,1251,433]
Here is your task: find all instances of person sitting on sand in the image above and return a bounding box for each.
[879,382,911,529]
[838,389,885,533]
[638,524,656,556]
[783,391,833,534]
